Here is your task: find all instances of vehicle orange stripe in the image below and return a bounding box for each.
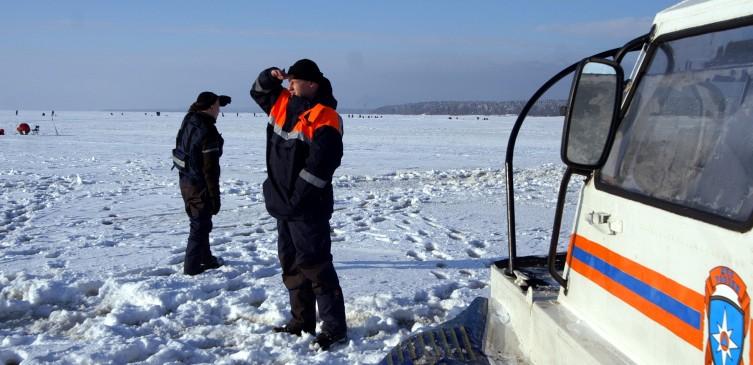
[573,235,705,310]
[570,259,703,349]
[570,234,704,350]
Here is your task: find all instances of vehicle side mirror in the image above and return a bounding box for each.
[562,59,624,170]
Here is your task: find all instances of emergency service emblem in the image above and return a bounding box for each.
[705,266,750,365]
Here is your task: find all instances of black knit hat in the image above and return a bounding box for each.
[287,59,324,84]
[195,91,231,109]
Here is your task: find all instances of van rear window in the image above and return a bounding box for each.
[600,25,753,224]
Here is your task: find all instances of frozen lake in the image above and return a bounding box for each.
[0,110,573,364]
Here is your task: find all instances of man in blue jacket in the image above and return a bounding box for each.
[250,59,347,350]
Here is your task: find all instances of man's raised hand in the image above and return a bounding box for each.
[271,68,288,80]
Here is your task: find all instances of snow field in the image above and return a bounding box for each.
[0,111,573,364]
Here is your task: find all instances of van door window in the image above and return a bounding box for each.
[601,24,753,224]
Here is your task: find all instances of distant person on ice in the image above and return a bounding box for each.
[172,91,231,276]
[250,59,347,350]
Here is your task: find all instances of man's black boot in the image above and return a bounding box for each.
[312,331,347,351]
[203,255,224,270]
[273,323,314,337]
[184,266,205,276]
[184,256,205,276]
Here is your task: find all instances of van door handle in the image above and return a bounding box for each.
[586,211,622,235]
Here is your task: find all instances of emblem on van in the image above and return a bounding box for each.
[705,267,750,365]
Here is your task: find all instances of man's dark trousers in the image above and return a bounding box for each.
[277,219,346,336]
[185,213,213,273]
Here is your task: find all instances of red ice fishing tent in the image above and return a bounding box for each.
[16,123,30,135]
[0,128,5,135]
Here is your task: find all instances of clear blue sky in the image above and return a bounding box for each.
[0,1,678,111]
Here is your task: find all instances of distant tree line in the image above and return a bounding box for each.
[371,99,566,116]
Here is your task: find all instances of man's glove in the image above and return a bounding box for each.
[210,195,221,215]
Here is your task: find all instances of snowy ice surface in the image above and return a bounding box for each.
[0,111,580,364]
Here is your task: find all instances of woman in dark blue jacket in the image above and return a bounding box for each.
[173,91,230,275]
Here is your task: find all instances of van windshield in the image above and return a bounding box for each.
[601,24,753,224]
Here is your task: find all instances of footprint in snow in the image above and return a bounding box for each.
[144,267,176,277]
[231,231,253,237]
[406,235,422,243]
[466,280,487,289]
[432,251,452,260]
[432,282,460,300]
[468,239,487,249]
[466,249,483,259]
[447,232,465,241]
[222,251,242,258]
[391,201,411,211]
[423,220,442,229]
[45,250,62,258]
[406,250,426,261]
[226,279,247,292]
[253,267,279,279]
[47,260,67,269]
[7,247,40,256]
[430,270,449,280]
[394,223,411,231]
[211,237,232,245]
[167,255,184,265]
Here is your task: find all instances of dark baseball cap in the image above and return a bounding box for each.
[196,91,232,108]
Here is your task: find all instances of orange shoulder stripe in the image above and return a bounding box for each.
[269,90,290,127]
[294,104,343,142]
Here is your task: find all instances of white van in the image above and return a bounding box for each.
[383,1,753,364]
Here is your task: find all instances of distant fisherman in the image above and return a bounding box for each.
[251,59,348,350]
[172,91,231,276]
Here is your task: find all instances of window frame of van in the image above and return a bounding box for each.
[595,14,753,233]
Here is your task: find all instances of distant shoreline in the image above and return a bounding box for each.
[1,99,566,117]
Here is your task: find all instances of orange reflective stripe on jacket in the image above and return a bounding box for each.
[269,90,343,143]
[269,90,290,129]
[295,104,343,141]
